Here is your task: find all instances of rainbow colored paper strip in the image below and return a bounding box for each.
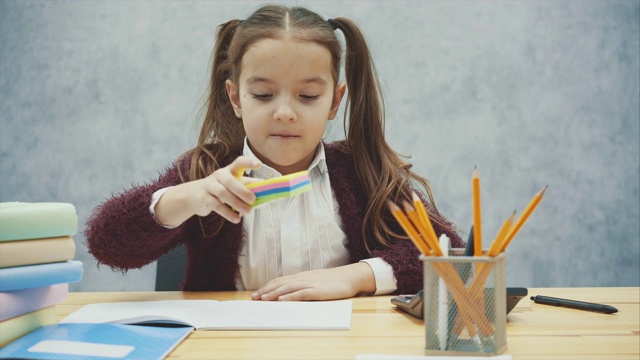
[246,170,312,208]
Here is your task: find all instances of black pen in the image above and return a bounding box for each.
[530,295,618,314]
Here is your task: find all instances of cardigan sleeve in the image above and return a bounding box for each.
[370,238,423,294]
[84,159,192,271]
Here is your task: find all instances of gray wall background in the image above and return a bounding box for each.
[1,0,638,292]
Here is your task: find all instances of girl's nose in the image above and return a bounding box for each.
[273,99,297,122]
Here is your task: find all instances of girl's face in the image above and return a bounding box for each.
[226,37,345,175]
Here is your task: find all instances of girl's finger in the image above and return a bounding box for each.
[203,172,253,214]
[204,196,242,223]
[277,288,317,301]
[229,157,261,179]
[252,278,285,300]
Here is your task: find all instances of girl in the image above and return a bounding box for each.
[85,4,463,301]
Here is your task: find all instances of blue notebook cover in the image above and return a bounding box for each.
[0,260,83,291]
[0,323,192,360]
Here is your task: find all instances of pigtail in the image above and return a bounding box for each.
[183,19,244,238]
[191,19,245,182]
[332,18,455,250]
[331,18,387,193]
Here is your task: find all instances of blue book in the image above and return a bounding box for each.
[0,323,192,360]
[0,260,83,291]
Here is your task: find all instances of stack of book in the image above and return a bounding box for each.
[0,202,83,346]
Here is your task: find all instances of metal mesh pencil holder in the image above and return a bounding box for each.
[421,252,507,356]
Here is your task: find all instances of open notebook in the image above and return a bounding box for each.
[60,299,352,330]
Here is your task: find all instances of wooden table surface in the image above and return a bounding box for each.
[57,287,639,359]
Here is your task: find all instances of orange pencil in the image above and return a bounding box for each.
[499,186,548,253]
[472,167,482,256]
[409,194,443,256]
[403,201,436,255]
[487,211,516,257]
[388,201,430,255]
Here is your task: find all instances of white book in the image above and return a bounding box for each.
[60,299,352,330]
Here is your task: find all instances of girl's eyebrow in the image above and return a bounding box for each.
[245,76,272,84]
[245,76,327,86]
[301,77,328,86]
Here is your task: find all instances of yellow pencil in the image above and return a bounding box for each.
[402,201,436,256]
[409,194,443,256]
[472,167,482,256]
[499,186,548,253]
[388,201,430,255]
[487,211,516,257]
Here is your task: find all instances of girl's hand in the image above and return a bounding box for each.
[186,157,262,222]
[154,156,261,227]
[251,263,376,301]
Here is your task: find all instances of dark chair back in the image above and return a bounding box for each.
[155,244,186,291]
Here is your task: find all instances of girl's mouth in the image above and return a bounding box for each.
[271,133,299,139]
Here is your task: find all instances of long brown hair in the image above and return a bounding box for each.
[184,4,455,249]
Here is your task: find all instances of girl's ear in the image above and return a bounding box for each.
[329,82,347,120]
[226,80,242,118]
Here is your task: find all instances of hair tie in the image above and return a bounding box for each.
[327,18,337,31]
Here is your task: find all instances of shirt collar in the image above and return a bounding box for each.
[242,138,327,179]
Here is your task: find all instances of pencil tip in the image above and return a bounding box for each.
[540,185,548,196]
[402,200,414,212]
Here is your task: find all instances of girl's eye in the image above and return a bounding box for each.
[252,94,272,100]
[301,95,320,101]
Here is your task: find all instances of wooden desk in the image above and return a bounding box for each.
[56,287,639,360]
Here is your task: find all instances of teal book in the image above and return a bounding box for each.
[0,260,83,292]
[0,323,192,360]
[0,202,77,242]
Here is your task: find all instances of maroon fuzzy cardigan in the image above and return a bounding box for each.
[85,143,463,294]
